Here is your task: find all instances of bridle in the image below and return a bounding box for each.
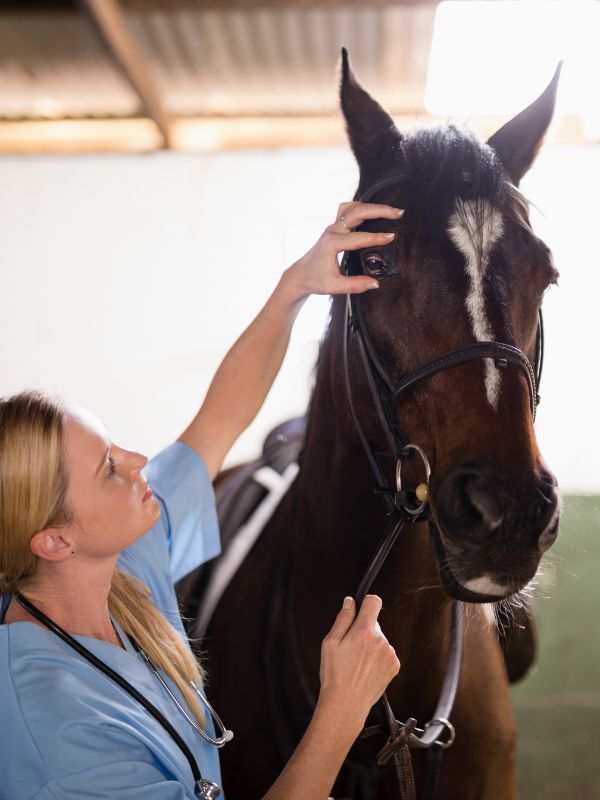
[339,171,544,798]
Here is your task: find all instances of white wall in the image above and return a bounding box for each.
[0,143,597,492]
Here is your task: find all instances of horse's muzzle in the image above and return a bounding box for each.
[430,464,560,601]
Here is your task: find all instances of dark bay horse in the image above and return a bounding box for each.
[179,53,562,799]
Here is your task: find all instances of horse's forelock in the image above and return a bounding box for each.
[397,125,505,213]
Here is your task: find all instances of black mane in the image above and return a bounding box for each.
[359,124,506,234]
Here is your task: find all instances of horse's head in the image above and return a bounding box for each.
[338,50,561,603]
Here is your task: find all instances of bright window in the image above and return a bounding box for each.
[425,1,599,122]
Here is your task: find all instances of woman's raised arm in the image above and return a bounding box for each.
[177,202,403,478]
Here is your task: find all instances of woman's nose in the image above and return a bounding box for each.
[130,450,148,474]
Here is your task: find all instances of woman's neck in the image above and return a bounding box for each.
[4,557,124,649]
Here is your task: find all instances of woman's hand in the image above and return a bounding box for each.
[282,201,404,300]
[261,595,400,800]
[317,595,401,734]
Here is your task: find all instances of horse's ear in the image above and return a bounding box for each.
[340,47,400,173]
[487,63,562,186]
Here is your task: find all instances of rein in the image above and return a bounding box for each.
[339,171,544,798]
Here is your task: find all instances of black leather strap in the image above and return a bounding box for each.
[354,515,406,609]
[391,340,538,416]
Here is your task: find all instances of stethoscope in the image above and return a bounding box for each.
[14,591,232,800]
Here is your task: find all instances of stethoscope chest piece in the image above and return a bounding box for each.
[195,779,221,799]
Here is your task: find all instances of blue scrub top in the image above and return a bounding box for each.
[0,441,222,800]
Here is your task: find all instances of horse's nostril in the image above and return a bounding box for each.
[535,485,554,505]
[437,467,505,542]
[539,469,557,487]
[538,521,559,552]
[533,474,560,551]
[462,474,504,532]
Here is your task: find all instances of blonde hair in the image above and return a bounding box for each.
[0,389,205,727]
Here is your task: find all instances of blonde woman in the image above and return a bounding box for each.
[0,201,402,800]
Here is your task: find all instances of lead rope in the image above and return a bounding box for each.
[352,510,414,800]
[353,517,415,800]
[377,707,417,800]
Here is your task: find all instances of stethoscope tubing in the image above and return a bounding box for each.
[131,638,233,748]
[13,591,228,792]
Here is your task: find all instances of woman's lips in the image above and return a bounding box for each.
[142,485,153,502]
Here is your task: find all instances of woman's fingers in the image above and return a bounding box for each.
[318,593,401,722]
[335,276,381,294]
[323,597,357,644]
[284,201,404,300]
[331,229,396,252]
[335,202,404,231]
[354,594,383,627]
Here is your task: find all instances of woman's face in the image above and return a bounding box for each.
[62,404,161,559]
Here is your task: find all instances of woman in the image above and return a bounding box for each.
[0,201,403,800]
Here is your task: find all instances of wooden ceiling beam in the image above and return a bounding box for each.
[0,0,440,10]
[0,1,77,10]
[0,114,587,155]
[120,0,440,9]
[0,118,162,154]
[80,0,173,147]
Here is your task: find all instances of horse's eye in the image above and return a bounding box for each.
[363,254,388,277]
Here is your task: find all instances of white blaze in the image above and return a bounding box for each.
[447,199,504,409]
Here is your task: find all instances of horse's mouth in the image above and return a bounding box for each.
[427,518,541,604]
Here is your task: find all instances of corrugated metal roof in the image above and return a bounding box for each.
[0,5,435,120]
[0,12,141,118]
[0,3,583,153]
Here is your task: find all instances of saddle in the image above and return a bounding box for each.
[175,416,306,631]
[214,415,306,553]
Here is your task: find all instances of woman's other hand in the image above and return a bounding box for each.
[261,595,400,799]
[283,202,404,299]
[318,595,401,734]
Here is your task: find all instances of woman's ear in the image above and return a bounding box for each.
[30,528,74,562]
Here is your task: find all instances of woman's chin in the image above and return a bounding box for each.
[130,496,161,542]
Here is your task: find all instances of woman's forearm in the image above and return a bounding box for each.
[262,695,363,800]
[178,268,307,478]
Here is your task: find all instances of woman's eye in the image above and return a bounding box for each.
[106,457,116,479]
[363,254,389,277]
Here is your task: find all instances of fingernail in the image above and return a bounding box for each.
[368,282,379,290]
[343,596,353,609]
[384,232,395,239]
[394,208,405,216]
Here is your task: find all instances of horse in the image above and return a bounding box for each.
[177,51,562,800]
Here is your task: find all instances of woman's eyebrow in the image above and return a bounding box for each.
[95,445,110,477]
